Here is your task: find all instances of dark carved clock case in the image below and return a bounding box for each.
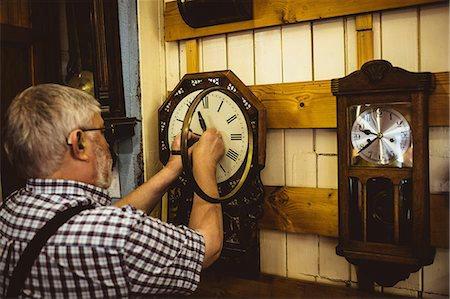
[158,71,266,277]
[332,60,435,287]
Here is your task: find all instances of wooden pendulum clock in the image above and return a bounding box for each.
[158,70,266,277]
[331,60,435,286]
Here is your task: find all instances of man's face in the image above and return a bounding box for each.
[91,113,113,189]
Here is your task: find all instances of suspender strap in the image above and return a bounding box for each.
[6,204,95,297]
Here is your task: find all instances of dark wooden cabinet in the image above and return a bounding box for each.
[65,0,125,118]
[1,0,127,198]
[332,60,435,287]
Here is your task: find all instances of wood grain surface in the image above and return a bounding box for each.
[259,186,449,248]
[248,72,449,128]
[164,0,446,41]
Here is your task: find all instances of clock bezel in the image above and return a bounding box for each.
[348,104,413,167]
[180,86,254,203]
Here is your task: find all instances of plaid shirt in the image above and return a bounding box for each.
[0,179,205,298]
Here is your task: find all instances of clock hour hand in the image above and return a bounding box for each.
[358,138,377,154]
[198,111,207,132]
[360,129,377,136]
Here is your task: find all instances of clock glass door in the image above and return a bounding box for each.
[347,102,414,245]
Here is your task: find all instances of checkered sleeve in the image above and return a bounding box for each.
[123,209,205,295]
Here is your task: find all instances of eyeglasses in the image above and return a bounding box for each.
[66,123,118,168]
[67,123,115,146]
[80,125,115,144]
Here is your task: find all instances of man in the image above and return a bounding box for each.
[0,84,224,297]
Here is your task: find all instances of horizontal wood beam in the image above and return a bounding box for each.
[249,72,449,128]
[259,186,449,248]
[165,0,446,41]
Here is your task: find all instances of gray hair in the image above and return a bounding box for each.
[4,84,101,178]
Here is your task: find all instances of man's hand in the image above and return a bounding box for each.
[166,132,199,177]
[188,128,225,268]
[192,129,225,171]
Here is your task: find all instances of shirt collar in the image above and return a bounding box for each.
[25,178,111,206]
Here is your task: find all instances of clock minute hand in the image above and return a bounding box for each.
[358,137,377,154]
[198,111,207,132]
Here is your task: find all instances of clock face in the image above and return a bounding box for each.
[168,89,249,183]
[351,107,411,165]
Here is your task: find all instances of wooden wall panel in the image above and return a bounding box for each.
[249,72,448,129]
[420,3,449,72]
[281,21,318,282]
[202,35,226,71]
[254,27,285,186]
[260,229,287,276]
[382,8,419,71]
[355,14,374,68]
[186,39,200,73]
[260,186,338,237]
[250,80,335,128]
[372,13,382,60]
[179,40,187,78]
[285,129,316,188]
[253,25,287,277]
[312,18,345,80]
[170,2,449,291]
[286,233,319,280]
[345,17,358,75]
[164,0,446,41]
[165,41,179,90]
[281,23,312,83]
[318,237,350,283]
[254,27,282,84]
[423,248,449,294]
[227,30,255,86]
[260,187,449,248]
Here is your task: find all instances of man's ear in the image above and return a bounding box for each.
[67,130,89,161]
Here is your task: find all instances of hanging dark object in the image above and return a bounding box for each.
[177,0,253,28]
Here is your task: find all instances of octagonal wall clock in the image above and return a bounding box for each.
[158,70,266,277]
[332,60,435,287]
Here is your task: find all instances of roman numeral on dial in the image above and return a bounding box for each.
[202,96,209,109]
[217,100,223,112]
[227,114,237,124]
[230,133,242,140]
[226,149,239,162]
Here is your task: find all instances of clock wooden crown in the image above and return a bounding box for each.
[331,60,435,286]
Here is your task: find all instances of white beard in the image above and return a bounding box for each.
[95,143,112,189]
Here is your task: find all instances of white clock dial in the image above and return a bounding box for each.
[168,90,249,183]
[351,107,411,165]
